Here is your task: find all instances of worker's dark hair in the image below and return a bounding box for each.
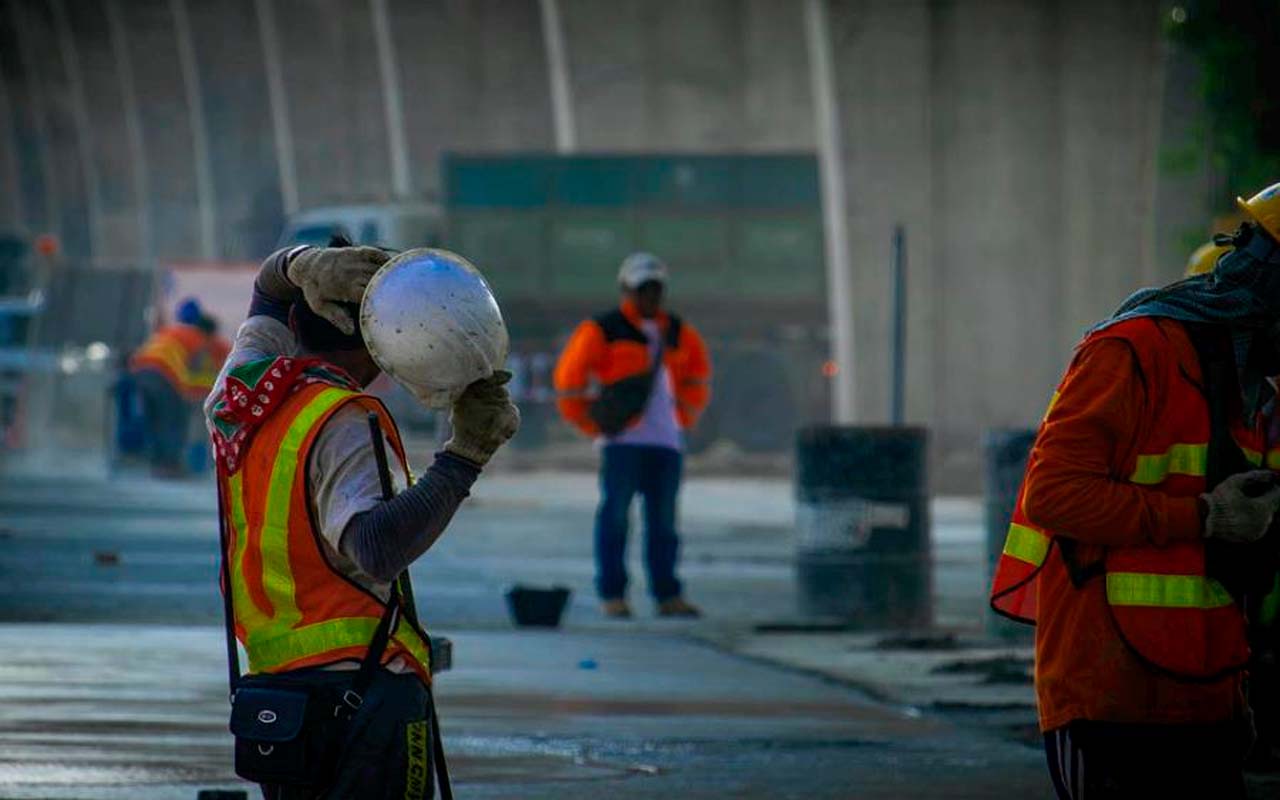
[293,300,365,353]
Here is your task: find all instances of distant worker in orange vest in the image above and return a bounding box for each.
[990,182,1280,798]
[553,253,711,619]
[204,243,516,798]
[130,298,218,475]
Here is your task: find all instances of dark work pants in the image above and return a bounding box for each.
[132,369,190,470]
[262,669,434,800]
[1044,719,1249,800]
[594,444,683,602]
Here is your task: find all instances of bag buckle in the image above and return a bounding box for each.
[338,689,364,715]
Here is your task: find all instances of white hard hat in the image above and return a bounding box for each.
[618,252,668,289]
[360,248,509,409]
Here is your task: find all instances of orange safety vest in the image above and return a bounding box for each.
[216,382,433,682]
[131,324,214,399]
[553,300,712,436]
[991,317,1261,681]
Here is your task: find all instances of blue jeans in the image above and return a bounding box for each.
[594,444,683,602]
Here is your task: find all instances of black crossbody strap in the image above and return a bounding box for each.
[216,478,242,696]
[368,412,452,799]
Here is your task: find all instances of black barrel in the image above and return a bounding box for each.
[794,426,931,627]
[983,428,1037,640]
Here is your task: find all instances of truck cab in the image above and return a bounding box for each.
[277,203,444,251]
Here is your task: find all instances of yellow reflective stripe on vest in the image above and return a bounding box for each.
[1129,443,1207,485]
[1002,523,1050,566]
[227,471,270,631]
[256,387,353,635]
[1105,572,1234,609]
[247,615,433,674]
[1268,450,1280,470]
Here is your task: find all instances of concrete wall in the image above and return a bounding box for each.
[0,0,1217,486]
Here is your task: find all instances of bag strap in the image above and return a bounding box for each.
[368,413,452,800]
[216,479,242,697]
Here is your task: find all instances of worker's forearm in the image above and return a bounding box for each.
[339,452,481,582]
[1022,466,1203,548]
[251,247,304,315]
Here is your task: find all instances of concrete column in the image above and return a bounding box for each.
[370,0,411,198]
[804,0,856,423]
[254,0,298,214]
[539,0,576,153]
[0,63,25,230]
[5,0,59,238]
[169,0,217,259]
[49,0,104,261]
[104,0,153,262]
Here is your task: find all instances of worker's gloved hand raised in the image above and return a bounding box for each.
[1201,470,1280,543]
[445,370,520,467]
[287,247,391,335]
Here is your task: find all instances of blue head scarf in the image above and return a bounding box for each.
[1091,226,1280,420]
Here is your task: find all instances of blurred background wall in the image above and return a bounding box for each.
[0,0,1228,487]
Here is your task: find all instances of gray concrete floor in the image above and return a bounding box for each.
[0,467,1046,798]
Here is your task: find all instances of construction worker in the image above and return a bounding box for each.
[553,252,711,618]
[130,298,215,475]
[991,181,1280,799]
[205,244,517,798]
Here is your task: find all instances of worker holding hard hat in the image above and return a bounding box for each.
[203,242,517,799]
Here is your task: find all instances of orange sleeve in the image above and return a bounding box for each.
[553,320,605,437]
[1021,338,1203,547]
[676,322,712,426]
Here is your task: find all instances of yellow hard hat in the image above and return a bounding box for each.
[1237,181,1280,243]
[1185,241,1231,276]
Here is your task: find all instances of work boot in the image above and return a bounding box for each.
[601,598,632,619]
[656,597,701,618]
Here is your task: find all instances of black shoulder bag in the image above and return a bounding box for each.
[588,325,668,437]
[216,414,453,798]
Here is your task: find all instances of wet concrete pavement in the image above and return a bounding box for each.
[0,468,1052,798]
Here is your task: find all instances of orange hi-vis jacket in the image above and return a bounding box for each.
[216,382,433,683]
[131,324,223,399]
[991,317,1259,729]
[553,300,711,437]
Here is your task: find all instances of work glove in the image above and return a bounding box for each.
[287,246,391,335]
[1201,470,1280,543]
[445,371,520,466]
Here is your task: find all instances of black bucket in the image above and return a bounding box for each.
[505,585,572,628]
[983,429,1037,640]
[794,426,931,627]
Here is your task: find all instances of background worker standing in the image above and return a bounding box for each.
[206,244,517,798]
[991,181,1280,798]
[130,298,226,475]
[554,253,711,619]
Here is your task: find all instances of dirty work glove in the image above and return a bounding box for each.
[445,371,520,466]
[1201,470,1280,543]
[287,246,390,334]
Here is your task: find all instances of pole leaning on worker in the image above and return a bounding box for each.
[204,240,518,799]
[990,181,1280,798]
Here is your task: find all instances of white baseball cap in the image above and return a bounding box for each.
[618,252,668,289]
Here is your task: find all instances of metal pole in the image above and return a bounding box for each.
[891,224,906,426]
[170,0,217,259]
[105,0,154,263]
[50,0,105,261]
[370,0,411,199]
[804,0,856,423]
[539,0,576,153]
[255,0,298,216]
